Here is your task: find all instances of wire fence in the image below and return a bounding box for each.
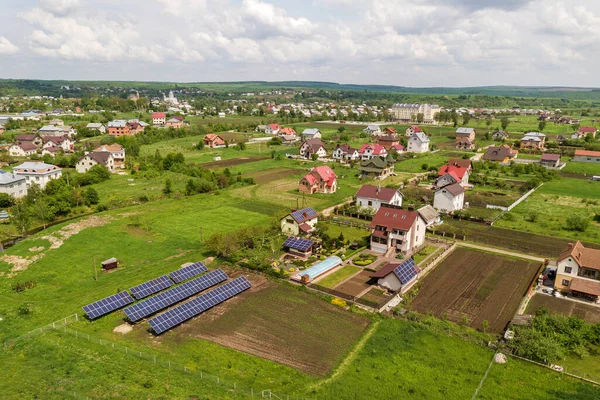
[3,314,309,400]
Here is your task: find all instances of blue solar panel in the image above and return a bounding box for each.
[169,262,208,283]
[83,291,134,319]
[124,269,228,322]
[130,275,174,300]
[290,207,317,223]
[393,258,419,284]
[148,276,251,334]
[283,237,314,252]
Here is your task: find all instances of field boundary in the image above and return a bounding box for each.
[490,183,543,225]
[508,353,600,387]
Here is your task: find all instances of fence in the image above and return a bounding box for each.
[490,183,543,225]
[307,283,386,311]
[3,315,309,400]
[417,242,456,281]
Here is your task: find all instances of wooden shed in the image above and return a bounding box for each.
[101,257,118,270]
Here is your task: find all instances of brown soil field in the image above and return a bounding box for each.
[177,274,370,376]
[200,156,269,169]
[438,220,600,257]
[411,247,541,333]
[526,294,600,323]
[333,269,373,297]
[244,168,301,184]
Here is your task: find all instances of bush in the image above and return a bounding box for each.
[566,214,590,232]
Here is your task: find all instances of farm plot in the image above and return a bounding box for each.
[333,269,373,298]
[243,168,301,184]
[411,247,541,333]
[200,156,269,169]
[526,294,600,324]
[179,276,370,376]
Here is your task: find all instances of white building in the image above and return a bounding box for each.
[332,144,359,162]
[280,207,318,236]
[302,128,322,140]
[554,241,600,300]
[9,143,37,157]
[407,132,430,153]
[13,162,62,189]
[391,103,441,123]
[370,259,420,293]
[356,185,403,212]
[76,152,116,174]
[433,183,465,213]
[86,123,106,134]
[369,207,426,255]
[94,144,126,168]
[0,172,27,198]
[363,125,381,135]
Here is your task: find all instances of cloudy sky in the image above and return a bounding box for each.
[1,0,599,87]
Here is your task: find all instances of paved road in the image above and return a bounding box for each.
[459,242,545,262]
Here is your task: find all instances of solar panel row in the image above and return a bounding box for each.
[124,269,229,322]
[169,262,207,283]
[148,276,252,334]
[129,275,174,299]
[291,207,317,222]
[393,258,418,284]
[283,237,314,252]
[82,291,134,319]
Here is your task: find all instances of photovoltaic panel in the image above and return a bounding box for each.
[83,291,134,319]
[124,269,228,322]
[130,275,174,300]
[169,262,207,283]
[393,258,419,284]
[290,207,317,222]
[283,237,314,252]
[148,276,252,334]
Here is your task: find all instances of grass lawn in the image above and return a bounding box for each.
[325,222,370,244]
[315,266,361,288]
[413,245,441,264]
[563,161,600,176]
[395,153,452,173]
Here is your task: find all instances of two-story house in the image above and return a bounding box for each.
[94,144,126,168]
[355,185,403,212]
[332,144,359,163]
[13,161,62,189]
[298,166,337,194]
[358,144,387,160]
[554,241,600,301]
[299,139,327,159]
[265,124,280,135]
[436,163,470,187]
[152,112,166,126]
[76,152,116,174]
[407,132,430,153]
[369,207,426,255]
[107,120,131,137]
[280,207,318,235]
[520,132,546,150]
[433,183,465,213]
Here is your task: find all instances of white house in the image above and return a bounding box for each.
[436,164,470,187]
[86,123,106,134]
[152,112,166,125]
[433,183,465,213]
[0,172,27,198]
[407,132,430,153]
[299,139,327,159]
[332,144,359,162]
[9,143,37,157]
[554,241,600,301]
[76,152,116,174]
[280,207,318,236]
[94,144,126,168]
[357,144,387,160]
[369,207,426,255]
[405,125,422,136]
[302,128,322,140]
[42,136,73,152]
[363,125,381,135]
[13,161,62,189]
[370,259,420,293]
[38,125,76,138]
[356,185,403,211]
[265,124,280,135]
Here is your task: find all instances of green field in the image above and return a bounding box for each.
[316,266,361,288]
[563,162,600,176]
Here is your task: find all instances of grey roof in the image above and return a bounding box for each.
[523,132,546,138]
[39,125,61,132]
[437,183,465,196]
[86,123,104,128]
[417,205,440,224]
[456,127,475,134]
[108,120,127,128]
[412,132,430,143]
[302,128,321,135]
[0,172,26,185]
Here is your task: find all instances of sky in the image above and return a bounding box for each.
[1,0,600,87]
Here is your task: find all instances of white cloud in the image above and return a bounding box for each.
[0,37,19,55]
[39,0,80,15]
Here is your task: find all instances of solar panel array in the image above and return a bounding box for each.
[124,269,228,322]
[393,258,419,284]
[283,237,314,252]
[83,291,134,319]
[291,207,317,222]
[148,276,252,334]
[169,262,207,283]
[130,275,174,299]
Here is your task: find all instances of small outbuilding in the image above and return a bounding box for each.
[370,258,420,293]
[101,257,118,270]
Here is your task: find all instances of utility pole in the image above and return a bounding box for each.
[94,257,98,281]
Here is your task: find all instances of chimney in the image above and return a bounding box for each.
[377,184,381,194]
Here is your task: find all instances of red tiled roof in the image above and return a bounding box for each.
[391,144,404,151]
[279,127,296,135]
[204,134,225,145]
[409,125,422,132]
[312,165,337,182]
[575,149,600,157]
[578,126,597,133]
[16,142,37,151]
[152,112,166,118]
[356,185,399,202]
[268,124,280,130]
[541,153,560,161]
[370,207,418,232]
[299,223,312,233]
[570,278,600,296]
[358,144,387,155]
[370,262,398,278]
[438,164,468,180]
[558,241,600,271]
[303,174,316,185]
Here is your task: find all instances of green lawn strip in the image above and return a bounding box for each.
[315,266,361,288]
[413,245,442,265]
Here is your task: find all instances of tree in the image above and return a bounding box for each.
[482,320,489,333]
[337,126,346,133]
[462,113,471,125]
[163,178,173,196]
[501,117,510,131]
[416,113,424,123]
[33,198,52,229]
[195,140,204,150]
[84,187,100,205]
[11,201,31,236]
[538,121,546,131]
[0,193,15,208]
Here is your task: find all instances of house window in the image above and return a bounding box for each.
[564,267,572,274]
[561,279,570,286]
[368,201,372,206]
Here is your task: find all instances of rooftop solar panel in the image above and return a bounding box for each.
[290,207,317,223]
[283,237,314,252]
[148,276,251,334]
[124,269,228,322]
[169,262,208,283]
[83,291,134,319]
[393,258,419,284]
[130,275,174,300]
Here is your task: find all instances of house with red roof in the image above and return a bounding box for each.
[391,144,404,154]
[265,124,280,135]
[358,144,387,160]
[384,127,397,135]
[369,207,426,255]
[436,163,470,187]
[573,149,600,163]
[406,125,422,136]
[356,185,403,211]
[554,241,600,300]
[279,127,296,136]
[573,126,597,139]
[375,134,400,150]
[298,166,337,194]
[152,112,166,126]
[203,134,226,148]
